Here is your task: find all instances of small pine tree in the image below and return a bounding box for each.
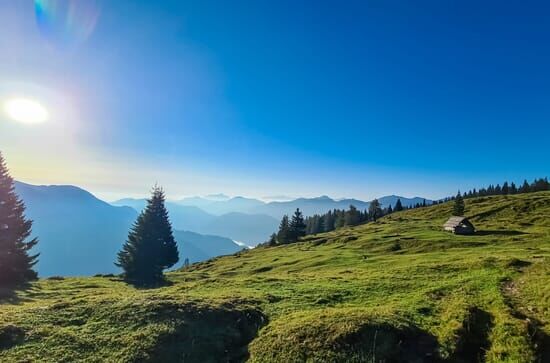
[267,233,278,246]
[452,191,465,216]
[277,215,291,244]
[116,186,179,284]
[0,152,39,286]
[368,199,383,222]
[394,198,403,212]
[289,208,306,242]
[387,204,393,214]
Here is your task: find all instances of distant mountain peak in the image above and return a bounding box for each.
[204,193,230,201]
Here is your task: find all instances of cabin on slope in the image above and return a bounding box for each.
[443,216,475,235]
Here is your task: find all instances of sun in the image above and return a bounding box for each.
[3,98,49,124]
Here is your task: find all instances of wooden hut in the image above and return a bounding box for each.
[443,216,475,235]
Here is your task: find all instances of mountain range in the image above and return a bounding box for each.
[112,198,279,246]
[174,194,431,218]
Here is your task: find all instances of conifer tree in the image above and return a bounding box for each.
[387,204,393,214]
[394,198,403,212]
[334,211,345,229]
[368,199,383,222]
[452,191,465,216]
[116,186,179,284]
[277,215,291,244]
[502,182,509,195]
[344,205,361,226]
[0,152,39,286]
[289,208,306,242]
[267,233,278,247]
[520,180,530,193]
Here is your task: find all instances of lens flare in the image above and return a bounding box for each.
[34,0,101,47]
[3,98,49,124]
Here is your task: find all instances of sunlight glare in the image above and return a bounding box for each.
[3,98,49,124]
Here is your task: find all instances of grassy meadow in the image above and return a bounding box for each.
[1,192,549,362]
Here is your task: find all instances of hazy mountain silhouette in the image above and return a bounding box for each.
[15,181,137,276]
[114,198,278,246]
[175,194,432,220]
[199,212,279,246]
[250,195,432,219]
[173,230,243,263]
[177,196,265,215]
[112,198,214,232]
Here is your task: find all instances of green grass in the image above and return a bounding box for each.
[1,192,549,362]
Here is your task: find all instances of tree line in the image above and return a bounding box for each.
[265,197,429,246]
[458,178,549,199]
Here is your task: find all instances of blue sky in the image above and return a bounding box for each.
[0,0,548,200]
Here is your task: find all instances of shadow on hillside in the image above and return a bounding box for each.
[449,307,494,363]
[0,283,34,305]
[125,278,174,290]
[475,230,526,236]
[144,302,267,362]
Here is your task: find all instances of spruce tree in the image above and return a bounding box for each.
[277,215,291,244]
[452,191,465,216]
[344,205,361,226]
[0,153,39,287]
[394,198,403,212]
[368,199,382,222]
[267,233,278,247]
[289,208,306,242]
[502,182,509,195]
[116,186,179,284]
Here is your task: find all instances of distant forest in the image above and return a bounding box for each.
[264,177,549,246]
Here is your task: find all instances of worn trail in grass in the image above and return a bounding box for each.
[1,192,549,362]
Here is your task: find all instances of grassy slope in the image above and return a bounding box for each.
[1,192,549,362]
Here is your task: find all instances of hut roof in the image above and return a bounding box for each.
[443,216,475,229]
[444,216,468,228]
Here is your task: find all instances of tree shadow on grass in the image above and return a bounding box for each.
[475,230,526,236]
[449,307,494,363]
[0,283,36,305]
[124,277,174,290]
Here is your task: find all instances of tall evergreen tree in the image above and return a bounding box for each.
[116,186,179,284]
[289,208,307,242]
[452,191,465,216]
[334,211,345,228]
[344,205,361,226]
[394,198,403,212]
[368,199,383,222]
[0,153,39,286]
[520,180,530,193]
[277,215,291,244]
[502,182,509,195]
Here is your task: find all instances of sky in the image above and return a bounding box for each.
[0,0,549,201]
